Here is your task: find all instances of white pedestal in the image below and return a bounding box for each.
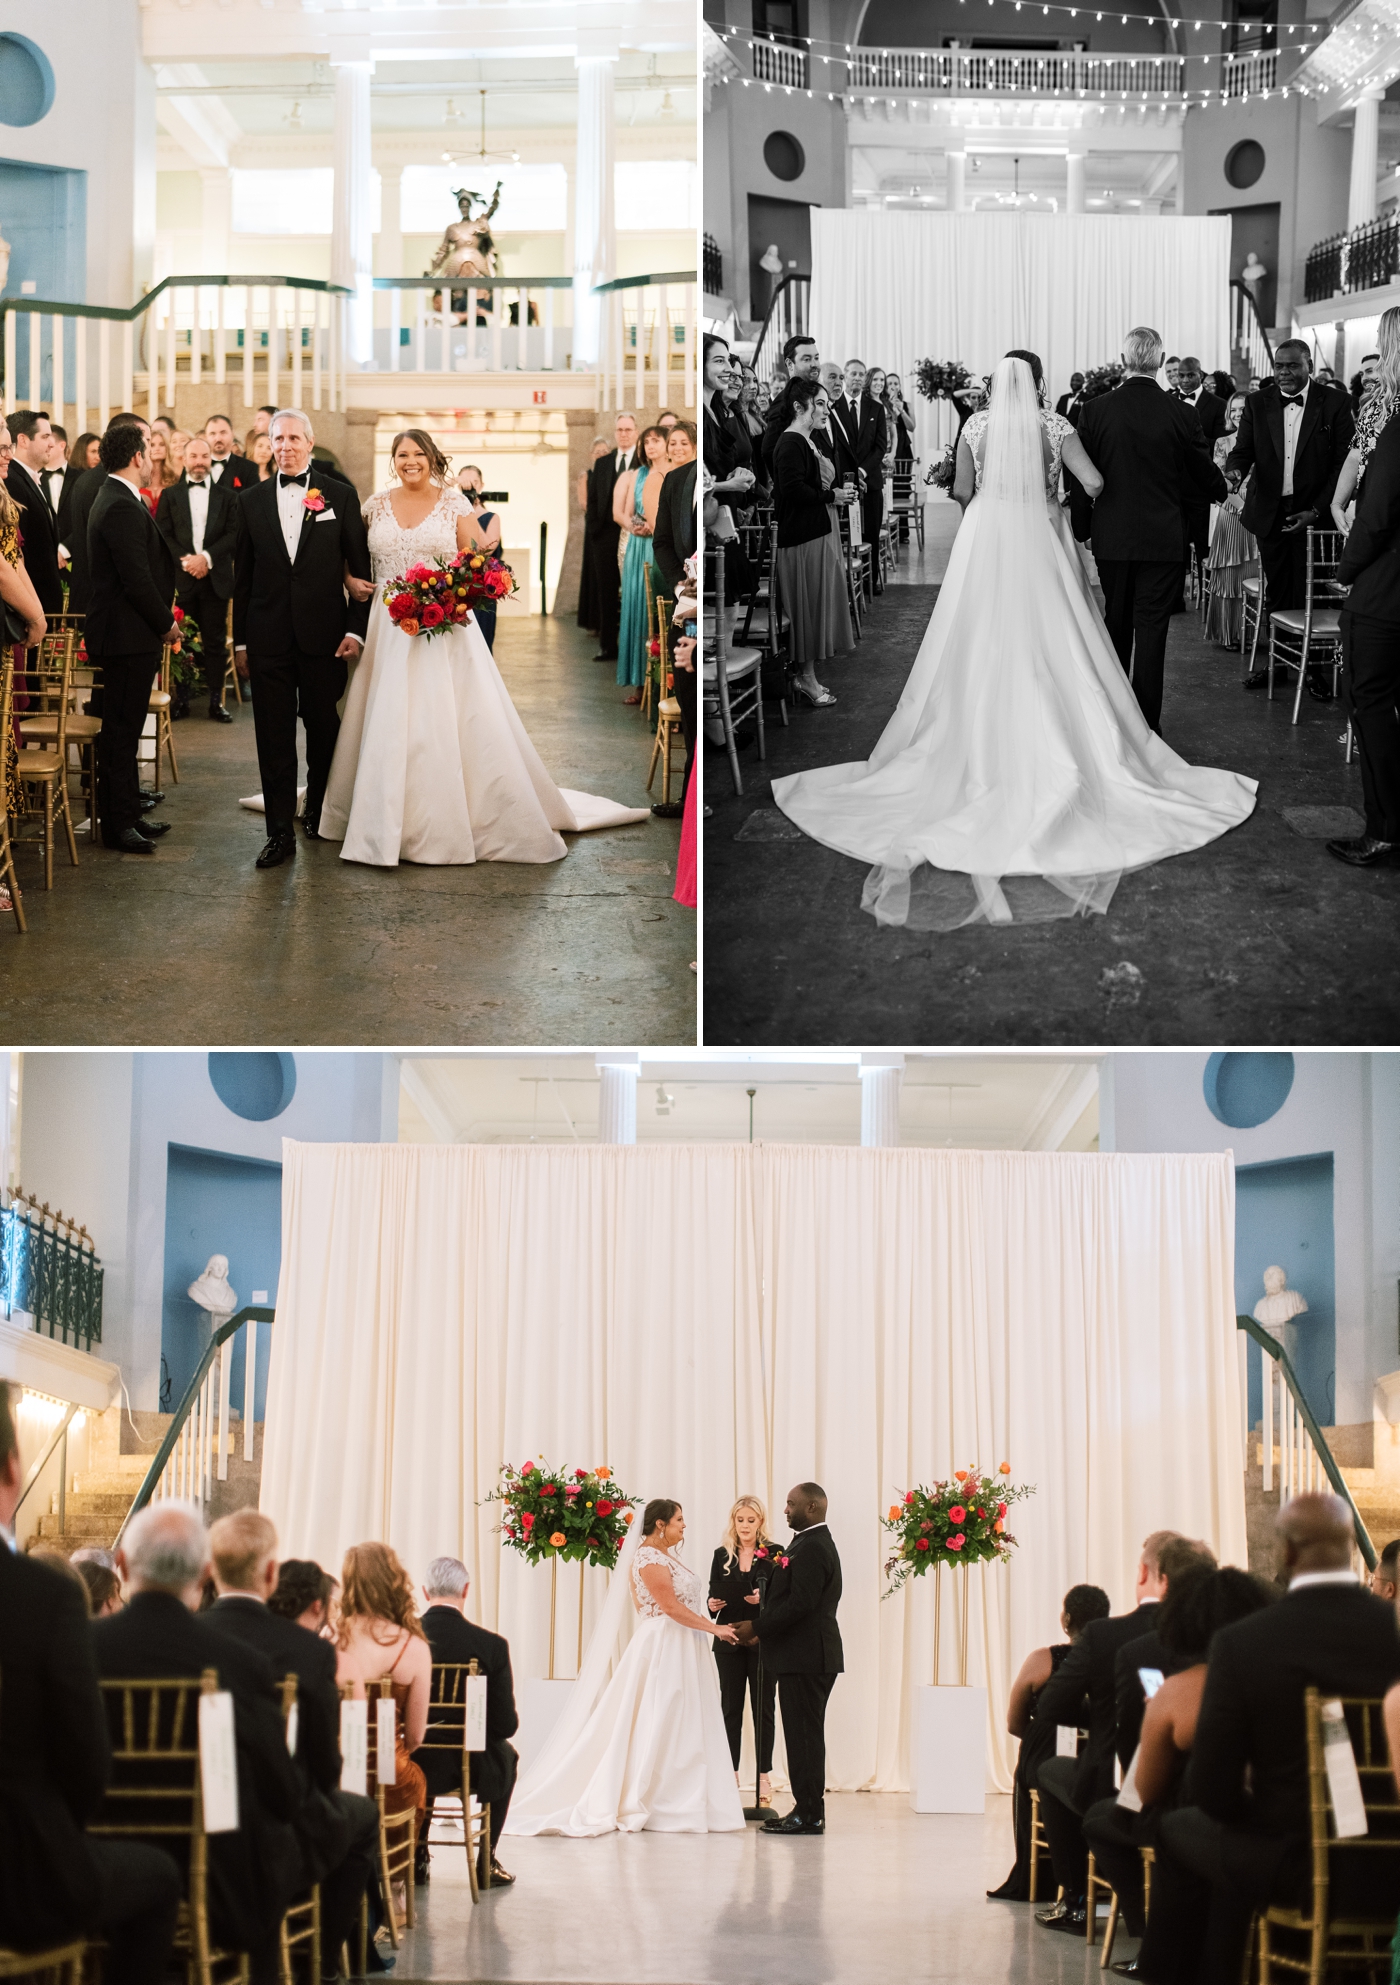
[516,1678,574,1773]
[910,1684,986,1814]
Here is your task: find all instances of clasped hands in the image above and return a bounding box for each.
[707,1592,760,1645]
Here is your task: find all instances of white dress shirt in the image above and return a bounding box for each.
[44,466,64,515]
[209,456,232,484]
[276,474,308,560]
[1281,381,1309,497]
[1286,1568,1357,1593]
[186,478,210,556]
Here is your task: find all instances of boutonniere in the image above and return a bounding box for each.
[777,1554,790,1569]
[302,488,325,513]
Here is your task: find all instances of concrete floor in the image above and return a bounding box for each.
[2,618,695,1047]
[704,573,1400,1046]
[398,1791,1116,1984]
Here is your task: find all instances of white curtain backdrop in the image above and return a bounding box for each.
[811,211,1232,464]
[261,1140,1244,1792]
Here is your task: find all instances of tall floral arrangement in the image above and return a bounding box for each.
[485,1459,639,1569]
[882,1464,1035,1593]
[916,358,973,402]
[1080,363,1125,400]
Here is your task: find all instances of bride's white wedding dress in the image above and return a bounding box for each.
[772,357,1257,929]
[503,1541,745,1838]
[320,488,648,866]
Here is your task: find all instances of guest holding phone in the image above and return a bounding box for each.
[708,1496,778,1807]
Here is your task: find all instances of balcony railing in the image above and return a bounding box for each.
[1306,216,1400,303]
[1222,49,1278,96]
[0,1189,103,1355]
[704,232,724,297]
[847,46,1186,95]
[752,34,809,87]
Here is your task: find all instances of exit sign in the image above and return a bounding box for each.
[532,389,548,405]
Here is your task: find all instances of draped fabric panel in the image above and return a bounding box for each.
[261,1140,1243,1791]
[810,211,1233,466]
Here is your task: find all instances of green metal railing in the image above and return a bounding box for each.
[1,1191,103,1353]
[1237,1313,1376,1570]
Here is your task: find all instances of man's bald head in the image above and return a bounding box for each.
[1278,1492,1354,1577]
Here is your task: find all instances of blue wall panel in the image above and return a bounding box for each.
[1236,1152,1336,1428]
[161,1145,282,1422]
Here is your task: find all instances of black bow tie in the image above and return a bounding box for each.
[187,478,206,487]
[1280,393,1305,405]
[279,472,308,487]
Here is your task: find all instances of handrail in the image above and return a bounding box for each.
[114,1305,275,1545]
[0,274,352,324]
[373,274,574,291]
[1229,277,1274,368]
[1236,1313,1375,1570]
[591,270,697,294]
[752,271,810,383]
[12,1401,79,1520]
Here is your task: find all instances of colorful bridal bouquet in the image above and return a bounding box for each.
[927,442,958,492]
[485,1459,640,1569]
[1080,363,1125,400]
[916,358,973,402]
[385,548,517,641]
[882,1464,1035,1593]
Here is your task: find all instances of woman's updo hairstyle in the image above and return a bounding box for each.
[643,1498,681,1538]
[390,428,452,485]
[780,375,823,422]
[1005,349,1046,405]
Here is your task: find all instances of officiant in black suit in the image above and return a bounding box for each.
[1071,326,1226,733]
[734,1482,843,1836]
[84,425,180,854]
[829,359,888,566]
[157,433,238,723]
[232,408,371,868]
[1225,340,1354,691]
[412,1558,519,1888]
[584,411,638,662]
[1329,417,1400,869]
[5,411,65,616]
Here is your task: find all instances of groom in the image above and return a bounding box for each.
[232,408,372,869]
[1071,326,1226,734]
[734,1481,842,1836]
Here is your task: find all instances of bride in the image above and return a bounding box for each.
[504,1499,746,1837]
[772,351,1257,930]
[320,429,647,866]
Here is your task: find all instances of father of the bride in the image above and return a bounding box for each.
[232,408,371,869]
[734,1481,842,1836]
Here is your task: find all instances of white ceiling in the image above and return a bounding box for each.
[397,1053,1100,1148]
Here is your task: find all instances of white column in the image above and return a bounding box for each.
[945,149,966,213]
[860,1056,904,1147]
[1139,197,1163,216]
[1066,150,1086,215]
[200,168,232,274]
[1348,88,1384,228]
[378,163,403,278]
[573,40,619,371]
[596,1055,638,1144]
[331,53,375,367]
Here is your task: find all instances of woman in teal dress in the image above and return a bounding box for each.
[614,424,670,702]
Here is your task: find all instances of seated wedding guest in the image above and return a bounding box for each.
[1154,1494,1400,1985]
[157,431,238,724]
[95,1501,305,1985]
[708,1497,780,1808]
[988,1582,1111,1900]
[1083,1562,1272,1974]
[206,1512,380,1974]
[1033,1530,1184,1933]
[268,1556,337,1633]
[0,1383,181,1983]
[1113,1537,1218,1771]
[772,377,856,710]
[412,1556,519,1889]
[75,1557,123,1616]
[336,1542,431,1878]
[1205,394,1258,649]
[1371,1537,1400,1602]
[460,469,504,651]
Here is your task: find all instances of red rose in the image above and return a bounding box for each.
[915,1538,930,1552]
[172,606,185,622]
[542,1484,556,1496]
[904,1491,915,1506]
[575,1470,587,1480]
[948,1505,966,1524]
[596,1499,614,1517]
[521,1512,534,1527]
[520,1460,534,1474]
[421,602,445,627]
[948,1533,966,1551]
[997,1502,1007,1518]
[977,1508,986,1518]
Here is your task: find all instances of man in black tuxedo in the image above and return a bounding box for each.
[412,1556,519,1888]
[85,424,181,854]
[1327,416,1400,869]
[828,358,887,562]
[761,336,825,477]
[157,433,238,724]
[205,1512,380,1968]
[96,1503,307,1985]
[1032,1528,1182,1930]
[203,413,256,494]
[41,422,70,547]
[1056,372,1086,423]
[584,411,638,662]
[1173,356,1229,611]
[6,410,65,616]
[1155,1494,1400,1985]
[232,408,371,867]
[1072,326,1226,732]
[0,1383,181,1981]
[1225,340,1354,692]
[734,1482,842,1836]
[652,421,698,818]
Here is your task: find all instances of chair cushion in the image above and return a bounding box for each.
[702,651,761,684]
[659,697,682,718]
[1270,609,1341,636]
[15,749,62,777]
[149,692,171,709]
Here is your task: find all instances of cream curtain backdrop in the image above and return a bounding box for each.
[260,1139,1245,1792]
[810,210,1232,458]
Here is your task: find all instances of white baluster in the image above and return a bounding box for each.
[292,287,303,405]
[683,285,695,406]
[216,284,227,386]
[243,1315,256,1462]
[441,295,451,375]
[52,314,64,433]
[28,310,40,407]
[268,288,279,412]
[1262,1358,1272,1493]
[120,322,134,423]
[415,287,426,375]
[2,310,14,414]
[517,287,527,371]
[1239,1331,1249,1464]
[165,291,177,415]
[544,287,555,373]
[191,285,202,386]
[75,317,87,432]
[98,320,111,431]
[217,1336,231,1482]
[390,285,401,374]
[243,286,254,408]
[204,1369,215,1501]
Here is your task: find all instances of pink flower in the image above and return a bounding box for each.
[520,1460,534,1475]
[302,488,325,513]
[948,1505,966,1525]
[948,1533,966,1551]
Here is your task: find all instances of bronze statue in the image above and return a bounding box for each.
[426,182,503,324]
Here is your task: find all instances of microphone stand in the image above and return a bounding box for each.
[741,1571,768,1823]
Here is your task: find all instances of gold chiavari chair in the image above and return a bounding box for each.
[343,1677,417,1968]
[1086,1850,1122,1966]
[150,646,180,788]
[1,655,28,932]
[641,563,658,724]
[415,1660,493,1905]
[0,1944,88,1983]
[1027,1787,1061,1906]
[276,1675,321,1985]
[89,1669,251,1985]
[222,601,243,711]
[646,583,685,806]
[14,631,80,886]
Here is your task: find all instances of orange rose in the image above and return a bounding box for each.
[888,1505,900,1522]
[998,1462,1011,1475]
[549,1532,566,1547]
[994,1519,1006,1533]
[621,1509,634,1525]
[399,616,421,637]
[596,1466,612,1480]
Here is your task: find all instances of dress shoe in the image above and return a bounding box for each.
[1035,1898,1080,1925]
[1042,1906,1089,1935]
[1326,835,1400,869]
[593,650,618,663]
[651,801,684,819]
[256,832,296,869]
[1306,672,1335,702]
[1243,669,1270,690]
[135,818,172,838]
[107,827,156,855]
[413,1844,430,1887]
[209,705,234,724]
[488,1860,516,1887]
[138,789,165,808]
[301,816,321,840]
[762,1812,824,1834]
[1111,1960,1144,1978]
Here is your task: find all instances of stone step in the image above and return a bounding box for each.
[36,1511,121,1544]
